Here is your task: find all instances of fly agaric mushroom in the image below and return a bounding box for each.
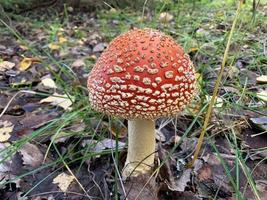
[87,28,196,177]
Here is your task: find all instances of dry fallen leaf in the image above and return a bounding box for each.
[0,61,15,71]
[40,93,74,110]
[102,120,127,138]
[0,142,12,173]
[109,8,117,13]
[205,95,224,108]
[257,90,267,102]
[51,131,71,143]
[250,116,267,131]
[159,12,174,23]
[256,75,267,84]
[188,47,199,53]
[197,165,212,181]
[93,43,107,53]
[0,142,18,189]
[167,169,192,192]
[19,57,41,71]
[81,139,125,156]
[41,76,57,89]
[48,43,60,50]
[18,143,44,167]
[120,174,158,200]
[53,172,74,192]
[71,58,85,68]
[0,120,14,142]
[58,36,67,44]
[88,55,97,61]
[256,180,267,200]
[19,45,29,50]
[56,31,67,44]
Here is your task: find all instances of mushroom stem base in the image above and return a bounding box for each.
[123,119,155,177]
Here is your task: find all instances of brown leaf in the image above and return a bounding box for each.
[18,143,44,167]
[257,181,267,200]
[120,174,158,200]
[71,58,85,68]
[195,153,233,199]
[197,164,212,181]
[19,57,41,71]
[166,169,192,192]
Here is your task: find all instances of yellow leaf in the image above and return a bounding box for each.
[19,58,32,71]
[56,32,64,37]
[188,47,199,53]
[19,57,41,71]
[195,72,202,91]
[59,36,67,44]
[88,55,97,61]
[195,73,202,81]
[257,91,267,102]
[53,173,74,192]
[0,120,13,142]
[48,43,60,50]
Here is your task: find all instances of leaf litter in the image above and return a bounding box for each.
[0,1,267,200]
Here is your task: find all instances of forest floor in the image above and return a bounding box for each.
[0,1,267,200]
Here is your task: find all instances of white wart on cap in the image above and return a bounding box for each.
[87,28,196,119]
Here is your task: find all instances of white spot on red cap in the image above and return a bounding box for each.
[165,71,174,79]
[87,28,196,119]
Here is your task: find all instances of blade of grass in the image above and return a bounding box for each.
[189,0,245,167]
[208,137,244,200]
[225,129,261,200]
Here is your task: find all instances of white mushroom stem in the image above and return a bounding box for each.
[123,119,155,177]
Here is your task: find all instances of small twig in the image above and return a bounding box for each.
[188,0,244,168]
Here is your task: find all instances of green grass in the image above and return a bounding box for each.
[0,0,267,199]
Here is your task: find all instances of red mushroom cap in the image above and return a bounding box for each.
[87,28,196,119]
